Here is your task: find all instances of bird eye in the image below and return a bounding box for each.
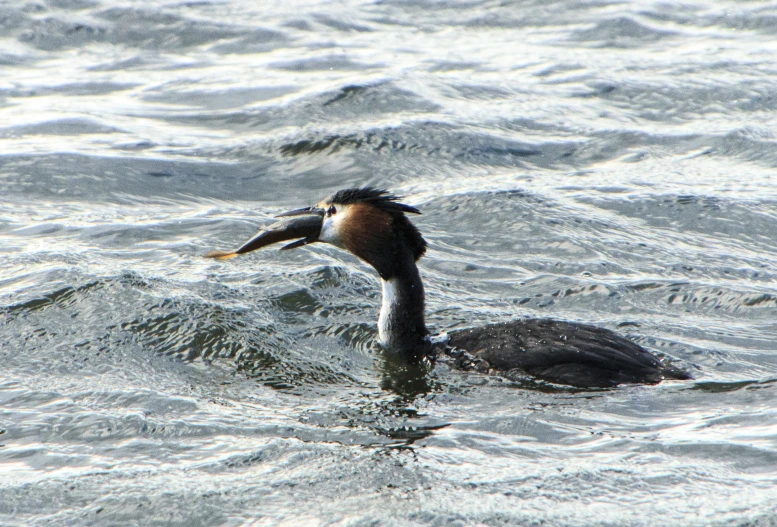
[327,205,337,216]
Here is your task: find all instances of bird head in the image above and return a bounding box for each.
[207,187,427,279]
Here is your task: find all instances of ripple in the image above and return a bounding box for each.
[3,0,777,524]
[269,56,380,72]
[275,122,572,169]
[584,79,777,123]
[571,16,677,47]
[141,85,297,110]
[0,118,123,138]
[155,81,441,132]
[0,82,138,97]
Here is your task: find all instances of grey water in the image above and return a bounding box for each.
[2,0,777,525]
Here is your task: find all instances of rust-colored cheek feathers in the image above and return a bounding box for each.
[339,204,394,265]
[334,203,427,279]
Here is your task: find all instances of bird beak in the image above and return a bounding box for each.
[275,206,325,218]
[206,208,324,260]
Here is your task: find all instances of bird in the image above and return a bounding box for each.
[207,187,691,389]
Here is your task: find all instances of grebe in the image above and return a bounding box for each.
[207,188,691,388]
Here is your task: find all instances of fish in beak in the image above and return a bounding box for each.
[206,207,324,260]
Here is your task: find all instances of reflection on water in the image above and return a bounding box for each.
[378,353,437,399]
[2,0,777,525]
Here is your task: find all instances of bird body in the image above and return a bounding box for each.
[208,188,691,389]
[445,319,689,388]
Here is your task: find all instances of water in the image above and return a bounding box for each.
[2,0,777,524]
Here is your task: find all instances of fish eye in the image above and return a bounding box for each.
[327,205,337,216]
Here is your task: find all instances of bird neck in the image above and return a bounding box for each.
[377,255,429,360]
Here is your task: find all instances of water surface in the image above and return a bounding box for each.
[2,0,777,525]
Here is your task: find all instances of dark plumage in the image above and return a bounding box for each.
[447,319,692,388]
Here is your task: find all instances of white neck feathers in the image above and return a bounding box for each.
[378,278,401,347]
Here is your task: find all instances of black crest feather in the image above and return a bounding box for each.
[329,187,421,215]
